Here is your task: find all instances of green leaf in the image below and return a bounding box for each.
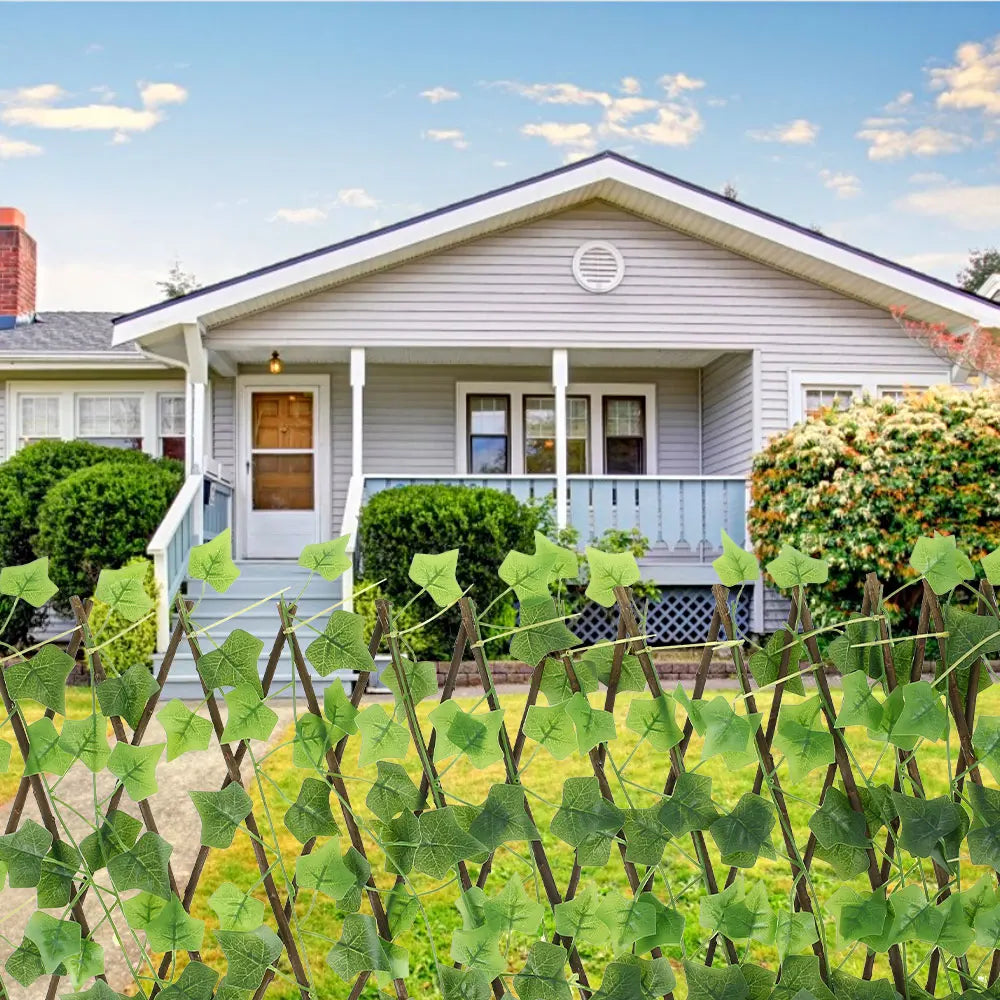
[747,629,806,697]
[890,680,947,744]
[772,956,835,1000]
[217,926,284,992]
[380,810,420,877]
[145,895,205,953]
[292,711,334,770]
[550,776,624,867]
[190,784,253,848]
[593,956,676,1000]
[766,544,829,590]
[499,547,557,601]
[623,807,670,866]
[295,838,359,899]
[888,883,944,945]
[982,545,1000,586]
[208,883,266,932]
[24,716,73,776]
[384,657,438,705]
[24,911,81,974]
[284,776,338,844]
[538,656,598,705]
[657,772,719,836]
[5,935,53,987]
[366,760,421,823]
[828,618,885,681]
[809,787,869,850]
[510,595,580,665]
[197,629,264,695]
[36,841,82,909]
[326,913,391,981]
[221,684,278,744]
[828,972,895,1000]
[62,943,105,995]
[157,699,213,761]
[59,713,111,773]
[108,831,172,899]
[80,809,141,873]
[976,716,1000,784]
[409,550,463,607]
[892,791,964,859]
[934,892,975,956]
[5,644,75,715]
[94,562,153,622]
[513,941,572,1000]
[450,924,504,981]
[836,671,884,731]
[107,742,162,801]
[597,890,657,953]
[585,547,640,607]
[580,641,646,692]
[468,783,539,851]
[122,890,166,930]
[943,605,1000,692]
[713,530,758,587]
[523,702,577,760]
[0,556,57,607]
[774,696,834,781]
[0,736,11,774]
[709,792,776,867]
[836,888,890,946]
[553,883,605,946]
[910,533,974,595]
[415,807,485,879]
[534,531,579,581]
[96,662,160,729]
[0,819,52,888]
[188,528,241,593]
[156,961,219,1000]
[635,895,685,954]
[676,688,761,768]
[563,691,616,754]
[298,535,351,581]
[438,966,492,1000]
[323,681,359,738]
[699,879,755,940]
[305,610,376,678]
[64,980,126,1000]
[683,960,749,1000]
[968,784,1000,870]
[356,704,409,767]
[488,874,544,936]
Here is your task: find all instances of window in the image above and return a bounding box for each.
[468,395,510,473]
[604,397,646,474]
[790,372,944,423]
[76,395,143,449]
[524,395,589,474]
[803,386,860,417]
[158,394,186,461]
[18,395,61,447]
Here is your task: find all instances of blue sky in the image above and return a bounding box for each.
[1,2,998,311]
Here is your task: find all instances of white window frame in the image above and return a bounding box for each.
[16,393,63,447]
[455,382,657,475]
[788,370,943,424]
[6,380,186,460]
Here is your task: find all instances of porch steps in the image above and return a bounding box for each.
[157,560,353,700]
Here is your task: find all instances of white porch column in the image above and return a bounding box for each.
[350,348,366,481]
[183,324,209,544]
[552,349,569,530]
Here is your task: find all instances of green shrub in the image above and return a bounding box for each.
[748,383,1000,622]
[36,458,184,610]
[358,484,540,657]
[88,557,158,677]
[0,440,160,644]
[352,582,436,661]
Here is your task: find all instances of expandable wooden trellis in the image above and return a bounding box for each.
[0,574,998,999]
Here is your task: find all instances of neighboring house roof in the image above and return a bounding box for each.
[979,274,1000,302]
[112,150,1000,345]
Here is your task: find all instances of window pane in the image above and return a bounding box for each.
[159,395,186,435]
[878,386,907,403]
[470,437,508,474]
[524,396,555,438]
[804,387,858,416]
[605,398,643,437]
[524,395,589,474]
[161,436,185,461]
[469,396,508,435]
[253,454,314,510]
[606,437,644,475]
[20,396,60,439]
[567,438,588,475]
[525,437,554,474]
[78,395,141,437]
[567,397,589,439]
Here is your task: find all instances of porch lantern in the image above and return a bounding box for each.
[269,350,284,375]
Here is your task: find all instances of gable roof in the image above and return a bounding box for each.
[0,312,166,367]
[112,150,1000,345]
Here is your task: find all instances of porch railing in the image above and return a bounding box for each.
[148,466,233,651]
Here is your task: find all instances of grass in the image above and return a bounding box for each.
[176,683,1000,1000]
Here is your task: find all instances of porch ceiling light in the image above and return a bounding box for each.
[269,350,284,375]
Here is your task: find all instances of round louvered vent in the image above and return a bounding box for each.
[572,240,625,293]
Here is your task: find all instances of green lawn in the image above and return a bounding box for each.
[183,684,1000,999]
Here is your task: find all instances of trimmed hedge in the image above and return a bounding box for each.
[88,556,159,677]
[36,457,184,611]
[358,484,542,657]
[748,383,1000,622]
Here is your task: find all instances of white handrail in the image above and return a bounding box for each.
[338,475,366,613]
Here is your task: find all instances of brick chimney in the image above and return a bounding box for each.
[0,208,36,328]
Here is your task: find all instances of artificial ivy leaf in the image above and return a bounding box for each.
[976,716,1000,784]
[122,890,166,931]
[699,880,755,940]
[534,531,579,582]
[24,912,81,974]
[5,644,75,715]
[217,926,284,992]
[468,783,539,851]
[585,547,640,608]
[828,972,895,1000]
[975,901,1000,949]
[683,960,749,1000]
[657,772,719,836]
[292,712,335,771]
[63,980,126,1000]
[187,527,239,593]
[488,875,544,936]
[384,657,438,705]
[59,713,111,773]
[828,618,885,681]
[774,911,819,962]
[284,776,338,844]
[80,810,141,873]
[890,680,947,744]
[305,610,377,678]
[94,563,153,622]
[157,961,219,1000]
[366,760,421,823]
[190,784,253,848]
[208,883,266,932]
[553,883,604,946]
[934,893,975,956]
[676,688,761,768]
[221,684,278,744]
[429,701,504,768]
[336,847,371,914]
[0,556,57,607]
[438,966,492,1000]
[623,807,670,866]
[634,895,685,954]
[415,807,485,879]
[145,895,206,953]
[943,605,1000,697]
[379,810,417,878]
[892,791,963,859]
[0,736,10,773]
[968,783,1000,870]
[766,544,828,590]
[563,690,616,754]
[538,656,598,705]
[450,924,505,981]
[592,956,676,1000]
[323,680,359,738]
[523,703,577,760]
[197,630,264,695]
[5,935,54,987]
[24,716,73,776]
[296,838,359,900]
[156,699,213,761]
[97,662,160,729]
[107,831,172,899]
[298,535,351,581]
[713,530,759,587]
[747,629,807,697]
[809,788,869,850]
[0,819,52,888]
[551,776,625,867]
[983,545,1000,586]
[356,704,409,767]
[772,956,835,1000]
[909,533,974,595]
[513,941,572,1000]
[37,840,82,909]
[499,547,557,601]
[774,696,834,781]
[962,875,998,927]
[709,793,776,868]
[580,641,646,693]
[834,887,890,946]
[836,671,884,731]
[889,883,944,945]
[326,913,392,981]
[597,890,657,953]
[409,550,463,607]
[107,742,162,801]
[386,882,419,938]
[510,595,580,665]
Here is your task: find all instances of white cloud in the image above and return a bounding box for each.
[270,207,327,224]
[9,84,65,104]
[419,86,459,104]
[139,82,188,109]
[908,171,948,185]
[423,128,468,149]
[896,184,1000,230]
[521,122,595,157]
[930,36,1000,115]
[885,90,914,113]
[856,125,971,160]
[659,72,705,99]
[607,105,702,146]
[91,85,116,103]
[862,116,907,128]
[747,118,819,144]
[820,169,861,198]
[337,187,378,208]
[495,81,612,106]
[620,77,641,95]
[0,135,42,159]
[493,159,509,167]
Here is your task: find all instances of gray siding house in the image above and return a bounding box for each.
[3,153,1000,687]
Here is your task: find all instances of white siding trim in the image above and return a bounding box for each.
[787,369,945,424]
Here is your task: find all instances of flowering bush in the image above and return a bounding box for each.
[748,383,1000,620]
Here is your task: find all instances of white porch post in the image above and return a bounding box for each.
[350,348,366,481]
[552,349,569,530]
[183,324,209,543]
